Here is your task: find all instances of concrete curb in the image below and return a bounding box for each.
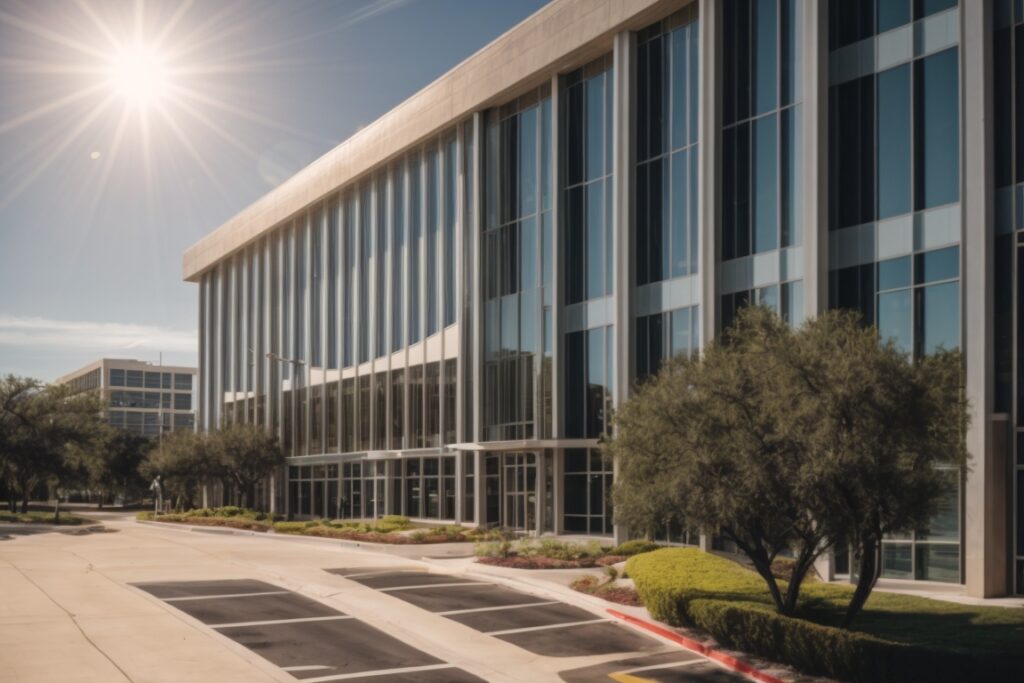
[606,608,787,683]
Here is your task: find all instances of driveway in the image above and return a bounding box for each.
[0,514,750,682]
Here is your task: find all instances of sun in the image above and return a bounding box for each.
[105,43,168,108]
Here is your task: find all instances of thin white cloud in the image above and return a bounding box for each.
[0,316,197,353]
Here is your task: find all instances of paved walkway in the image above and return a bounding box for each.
[0,512,748,683]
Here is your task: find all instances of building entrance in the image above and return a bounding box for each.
[483,452,539,532]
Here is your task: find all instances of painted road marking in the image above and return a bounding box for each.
[378,581,483,592]
[437,600,560,616]
[209,614,355,628]
[165,590,291,602]
[281,665,335,672]
[618,659,708,675]
[301,663,457,682]
[485,617,612,636]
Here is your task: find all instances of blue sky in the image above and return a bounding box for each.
[0,0,546,382]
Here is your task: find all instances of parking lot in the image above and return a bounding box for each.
[1,514,754,683]
[331,567,750,681]
[134,578,485,682]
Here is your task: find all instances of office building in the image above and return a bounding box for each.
[183,0,1021,596]
[58,358,197,437]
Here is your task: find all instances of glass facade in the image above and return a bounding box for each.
[188,0,1010,590]
[483,86,552,442]
[721,0,804,331]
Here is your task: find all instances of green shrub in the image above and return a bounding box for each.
[627,549,1024,683]
[611,539,662,556]
[273,521,308,534]
[379,515,411,530]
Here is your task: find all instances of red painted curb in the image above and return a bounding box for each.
[607,608,787,683]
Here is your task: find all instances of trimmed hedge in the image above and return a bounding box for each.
[627,548,1024,683]
[610,539,662,557]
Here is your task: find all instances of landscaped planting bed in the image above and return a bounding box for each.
[272,516,485,544]
[0,511,95,525]
[570,573,642,606]
[136,506,276,531]
[627,548,1024,683]
[474,538,661,569]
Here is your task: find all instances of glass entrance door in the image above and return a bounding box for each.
[503,452,537,532]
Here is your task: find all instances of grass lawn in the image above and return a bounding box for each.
[626,548,1019,663]
[0,511,95,525]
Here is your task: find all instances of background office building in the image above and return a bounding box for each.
[183,0,1021,596]
[58,359,197,437]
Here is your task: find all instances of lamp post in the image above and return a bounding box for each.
[266,352,304,518]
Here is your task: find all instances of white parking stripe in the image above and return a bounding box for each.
[164,590,290,602]
[485,617,611,636]
[210,614,354,628]
[437,600,560,616]
[281,665,334,672]
[378,581,483,592]
[300,663,456,681]
[619,659,706,674]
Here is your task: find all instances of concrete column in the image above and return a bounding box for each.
[963,0,1008,598]
[698,0,721,343]
[611,30,636,547]
[454,451,464,522]
[802,0,828,318]
[471,112,484,445]
[473,450,486,526]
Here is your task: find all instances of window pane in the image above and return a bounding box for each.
[754,114,779,253]
[586,73,605,181]
[878,64,911,218]
[879,289,912,354]
[671,150,689,277]
[586,182,604,300]
[878,256,912,291]
[920,281,959,353]
[917,246,959,284]
[882,543,914,578]
[878,0,911,32]
[753,0,778,115]
[915,48,960,210]
[915,544,959,583]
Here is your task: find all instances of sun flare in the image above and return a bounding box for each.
[106,43,168,108]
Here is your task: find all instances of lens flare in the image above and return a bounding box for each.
[106,43,167,108]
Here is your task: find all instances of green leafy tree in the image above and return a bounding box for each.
[785,314,969,625]
[609,307,834,615]
[609,307,969,624]
[141,430,219,510]
[83,425,153,506]
[0,377,104,518]
[209,423,284,510]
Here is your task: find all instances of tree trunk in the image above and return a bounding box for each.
[749,554,787,614]
[20,492,28,513]
[53,496,60,524]
[783,548,817,615]
[843,536,882,627]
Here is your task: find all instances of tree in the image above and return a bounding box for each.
[784,314,968,625]
[0,376,103,518]
[141,430,219,511]
[83,425,152,506]
[210,423,284,510]
[609,307,968,624]
[610,307,835,615]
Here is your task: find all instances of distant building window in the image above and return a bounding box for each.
[126,370,143,388]
[174,373,192,391]
[173,393,191,411]
[110,369,125,386]
[144,372,161,388]
[162,372,172,389]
